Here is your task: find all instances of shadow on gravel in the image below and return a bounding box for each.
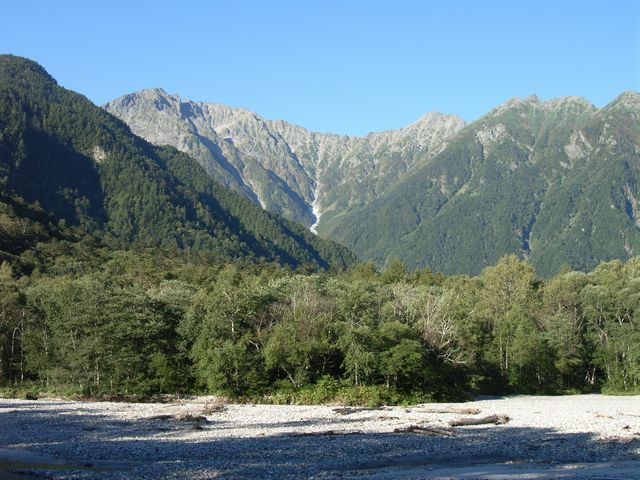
[235,416,370,430]
[1,405,639,479]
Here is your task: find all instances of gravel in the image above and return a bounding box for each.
[1,394,639,479]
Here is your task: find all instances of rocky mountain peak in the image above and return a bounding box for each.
[412,111,466,130]
[541,95,595,111]
[146,87,172,99]
[487,94,540,117]
[606,91,640,110]
[109,88,175,110]
[486,93,598,122]
[508,94,540,105]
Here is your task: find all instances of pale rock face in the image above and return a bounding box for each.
[91,146,107,164]
[564,131,592,163]
[476,123,507,149]
[624,183,640,228]
[437,174,448,195]
[105,89,465,231]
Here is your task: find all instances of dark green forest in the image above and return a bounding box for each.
[1,195,640,404]
[0,55,355,272]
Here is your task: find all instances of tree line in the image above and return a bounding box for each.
[2,247,640,404]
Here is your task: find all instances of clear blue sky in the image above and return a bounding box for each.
[2,1,639,135]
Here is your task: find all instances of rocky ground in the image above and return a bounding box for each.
[1,394,639,479]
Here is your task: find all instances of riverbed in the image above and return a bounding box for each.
[1,394,639,479]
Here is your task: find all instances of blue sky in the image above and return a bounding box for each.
[2,1,639,135]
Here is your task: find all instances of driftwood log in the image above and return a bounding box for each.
[144,413,207,422]
[333,407,391,415]
[394,425,456,436]
[144,414,174,421]
[420,407,481,415]
[290,430,364,437]
[449,414,509,427]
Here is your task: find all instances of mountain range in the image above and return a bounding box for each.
[105,89,465,235]
[0,55,356,271]
[106,87,640,277]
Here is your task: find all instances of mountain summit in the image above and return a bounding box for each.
[105,90,466,232]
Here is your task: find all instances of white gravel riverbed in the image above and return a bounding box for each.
[1,394,639,479]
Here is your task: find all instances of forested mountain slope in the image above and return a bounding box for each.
[0,55,356,270]
[107,86,640,277]
[331,93,640,276]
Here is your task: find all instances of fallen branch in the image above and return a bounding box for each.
[333,407,390,415]
[144,413,207,422]
[176,414,207,422]
[420,407,481,415]
[394,425,456,436]
[378,415,400,421]
[144,414,174,421]
[202,403,227,415]
[290,430,363,437]
[449,414,509,427]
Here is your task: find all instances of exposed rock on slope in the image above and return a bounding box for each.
[105,90,465,230]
